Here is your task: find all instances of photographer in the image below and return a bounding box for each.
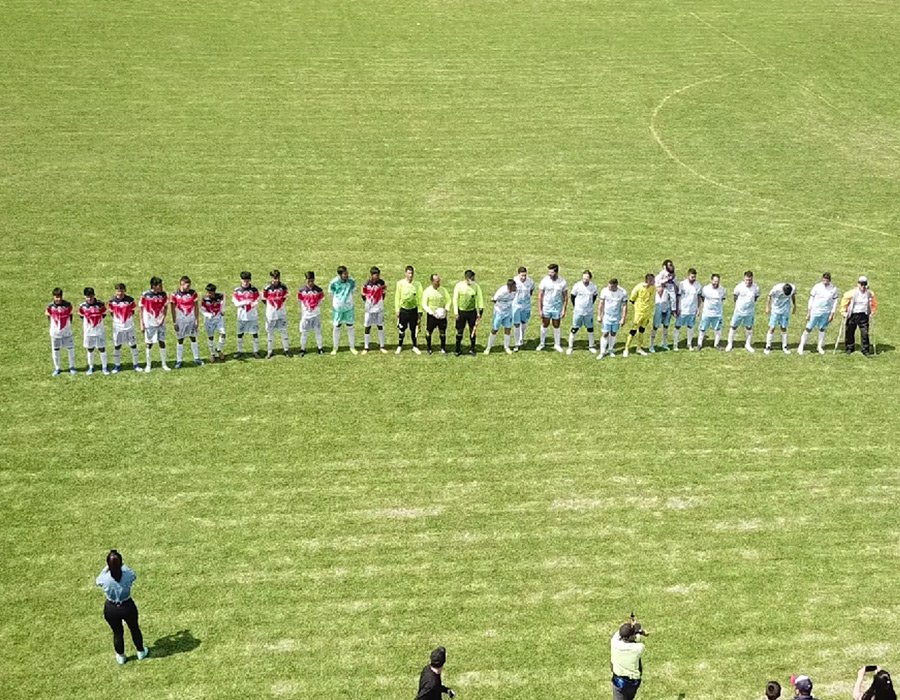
[610,618,648,700]
[854,666,895,700]
[415,646,456,700]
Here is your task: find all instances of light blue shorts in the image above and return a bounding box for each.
[332,308,355,326]
[492,313,513,331]
[769,312,791,329]
[730,312,755,329]
[653,307,672,328]
[806,313,830,331]
[602,320,621,334]
[512,307,531,325]
[542,309,562,321]
[675,313,695,329]
[699,316,723,332]
[572,313,593,330]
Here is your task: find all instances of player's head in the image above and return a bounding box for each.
[687,267,697,282]
[608,278,618,291]
[150,276,163,291]
[106,549,123,580]
[783,283,793,296]
[663,259,674,273]
[369,266,380,281]
[52,287,63,301]
[305,271,315,286]
[464,269,476,283]
[337,265,348,281]
[506,278,517,292]
[711,274,720,287]
[240,271,252,288]
[517,266,528,281]
[822,271,832,284]
[582,270,592,284]
[205,283,217,295]
[743,270,754,285]
[765,680,781,700]
[179,275,191,291]
[83,286,95,300]
[858,275,869,289]
[547,263,559,279]
[644,273,655,285]
[429,646,446,670]
[114,283,126,299]
[431,274,441,288]
[405,265,414,281]
[269,269,281,283]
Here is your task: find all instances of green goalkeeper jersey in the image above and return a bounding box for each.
[452,281,484,314]
[395,279,423,312]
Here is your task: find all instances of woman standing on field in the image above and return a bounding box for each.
[96,549,149,665]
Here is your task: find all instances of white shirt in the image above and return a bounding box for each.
[701,284,727,317]
[808,282,839,316]
[678,279,701,315]
[599,287,628,322]
[539,275,568,314]
[492,285,515,316]
[656,270,678,306]
[654,286,671,312]
[513,275,534,310]
[849,288,872,314]
[768,283,795,315]
[733,282,760,314]
[570,281,598,316]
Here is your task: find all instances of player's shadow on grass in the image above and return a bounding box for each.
[151,629,201,658]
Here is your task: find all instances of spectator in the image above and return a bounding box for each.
[790,674,818,700]
[766,680,782,700]
[854,667,896,700]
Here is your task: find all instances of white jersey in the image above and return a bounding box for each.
[539,275,568,314]
[654,286,671,312]
[768,283,795,315]
[570,281,598,316]
[513,275,534,311]
[808,282,839,316]
[733,282,760,314]
[599,287,628,322]
[492,286,515,316]
[678,279,702,315]
[701,284,727,317]
[849,288,873,314]
[656,270,678,306]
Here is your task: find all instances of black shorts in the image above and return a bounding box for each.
[427,314,448,333]
[398,307,419,330]
[456,310,478,332]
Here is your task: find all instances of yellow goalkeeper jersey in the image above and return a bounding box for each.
[630,283,655,319]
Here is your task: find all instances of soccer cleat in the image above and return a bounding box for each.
[661,344,669,351]
[330,349,338,356]
[609,351,616,358]
[283,351,292,358]
[483,348,491,355]
[468,349,476,356]
[379,347,388,354]
[52,369,62,376]
[162,364,171,371]
[266,352,274,360]
[349,347,358,355]
[512,346,519,352]
[317,348,325,355]
[427,349,433,355]
[411,347,421,355]
[673,345,679,352]
[636,348,648,356]
[649,345,656,353]
[235,352,244,360]
[251,352,260,359]
[395,346,402,354]
[455,350,462,356]
[137,648,149,661]
[143,365,152,373]
[299,350,307,357]
[745,345,755,353]
[505,347,514,355]
[175,362,183,369]
[623,349,629,358]
[69,367,77,375]
[86,367,94,376]
[725,344,733,352]
[817,347,826,355]
[764,347,771,355]
[194,358,204,366]
[535,344,545,351]
[112,365,121,373]
[361,349,368,356]
[595,353,604,361]
[797,347,805,356]
[588,347,597,354]
[115,653,126,665]
[553,345,564,353]
[102,369,110,375]
[565,347,573,355]
[783,348,791,355]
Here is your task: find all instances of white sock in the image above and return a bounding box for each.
[782,331,789,349]
[267,332,274,353]
[237,336,244,353]
[315,328,323,349]
[217,334,225,352]
[300,331,308,350]
[553,327,561,346]
[727,328,736,346]
[159,347,168,366]
[818,330,826,350]
[503,334,510,350]
[673,327,680,348]
[192,340,201,359]
[176,343,184,363]
[208,338,215,356]
[114,347,122,365]
[99,350,108,370]
[130,345,140,364]
[687,327,694,348]
[332,327,340,349]
[86,350,94,370]
[568,331,576,350]
[662,327,669,345]
[650,329,658,347]
[798,330,808,351]
[486,333,496,350]
[600,336,607,356]
[251,336,259,353]
[698,332,705,348]
[146,347,153,366]
[378,328,385,348]
[588,331,594,348]
[745,329,752,346]
[714,330,722,346]
[540,326,547,344]
[364,332,370,349]
[52,348,61,371]
[67,347,76,368]
[609,334,616,353]
[281,330,289,351]
[347,327,356,348]
[766,330,774,347]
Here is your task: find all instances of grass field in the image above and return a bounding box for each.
[2,1,899,698]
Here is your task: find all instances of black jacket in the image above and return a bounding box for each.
[415,666,450,700]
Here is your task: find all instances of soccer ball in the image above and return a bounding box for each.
[434,308,446,319]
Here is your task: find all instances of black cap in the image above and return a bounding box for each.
[430,646,446,667]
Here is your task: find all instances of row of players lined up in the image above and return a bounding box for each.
[44,262,879,375]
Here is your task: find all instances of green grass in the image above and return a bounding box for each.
[1,1,899,698]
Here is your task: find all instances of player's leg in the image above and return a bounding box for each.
[425,315,435,353]
[438,318,448,353]
[635,323,648,355]
[859,314,871,355]
[113,336,123,369]
[587,320,595,353]
[781,324,790,353]
[567,322,578,354]
[599,327,608,358]
[331,321,341,355]
[103,601,126,660]
[686,317,695,350]
[99,341,109,373]
[158,334,170,369]
[744,322,755,352]
[538,316,549,350]
[85,337,95,374]
[673,319,681,350]
[363,324,372,352]
[624,326,636,356]
[346,323,356,354]
[64,336,76,372]
[299,319,308,354]
[51,337,61,375]
[660,314,670,349]
[503,325,513,353]
[765,323,775,353]
[121,599,146,657]
[816,319,827,354]
[845,315,857,353]
[266,319,275,356]
[409,310,419,352]
[251,327,259,355]
[467,313,477,354]
[396,310,408,352]
[485,327,498,353]
[552,317,562,351]
[454,313,465,355]
[377,324,386,352]
[314,318,323,352]
[175,334,186,366]
[726,317,737,351]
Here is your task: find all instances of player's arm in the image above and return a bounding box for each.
[620,300,628,325]
[416,283,423,314]
[765,293,772,315]
[394,282,401,316]
[538,287,544,313]
[597,298,605,322]
[475,284,484,319]
[561,285,568,317]
[828,290,838,322]
[452,284,460,318]
[791,291,797,315]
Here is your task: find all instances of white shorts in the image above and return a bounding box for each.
[113,328,137,347]
[266,317,287,333]
[83,334,106,349]
[51,334,75,351]
[204,317,225,337]
[300,316,321,332]
[364,310,385,328]
[175,318,198,340]
[144,324,166,344]
[237,319,259,335]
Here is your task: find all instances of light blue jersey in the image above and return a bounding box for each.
[539,275,568,316]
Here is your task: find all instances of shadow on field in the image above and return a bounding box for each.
[151,629,201,658]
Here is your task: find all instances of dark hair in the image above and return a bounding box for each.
[862,671,896,700]
[205,283,217,293]
[370,266,380,275]
[765,680,781,700]
[464,269,475,280]
[688,267,697,275]
[405,265,414,273]
[618,622,638,642]
[150,276,162,286]
[507,278,517,288]
[115,283,126,291]
[337,265,348,275]
[583,270,592,278]
[240,271,252,280]
[609,278,618,285]
[644,273,655,283]
[430,273,439,282]
[548,263,559,272]
[180,275,191,284]
[711,273,720,280]
[663,259,673,267]
[106,549,123,582]
[783,283,793,296]
[52,287,63,296]
[305,271,315,280]
[270,269,280,278]
[518,266,527,273]
[83,287,95,297]
[744,270,754,277]
[822,272,831,280]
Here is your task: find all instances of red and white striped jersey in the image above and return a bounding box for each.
[108,295,136,331]
[46,300,74,338]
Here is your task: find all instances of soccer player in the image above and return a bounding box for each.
[297,271,325,356]
[232,271,261,359]
[452,269,484,356]
[649,281,673,353]
[567,270,598,354]
[200,283,226,361]
[140,277,170,371]
[329,265,357,355]
[46,287,77,375]
[726,270,760,352]
[798,272,838,356]
[395,264,423,354]
[596,278,628,359]
[764,282,796,354]
[422,274,451,355]
[485,279,517,355]
[697,273,727,351]
[108,283,141,372]
[512,266,534,350]
[263,269,291,359]
[537,263,568,352]
[79,287,109,375]
[171,275,204,368]
[673,268,701,351]
[361,266,388,354]
[624,273,655,357]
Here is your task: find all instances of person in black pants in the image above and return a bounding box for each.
[95,549,149,665]
[845,276,877,355]
[415,646,456,699]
